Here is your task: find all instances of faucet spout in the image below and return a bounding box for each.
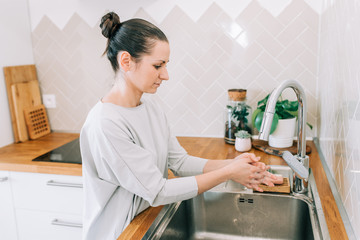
[258,79,307,158]
[258,79,309,193]
[258,111,275,140]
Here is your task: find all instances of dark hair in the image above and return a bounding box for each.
[100,12,168,72]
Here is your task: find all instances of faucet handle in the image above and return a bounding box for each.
[282,151,309,179]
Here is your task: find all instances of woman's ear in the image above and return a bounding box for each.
[118,51,131,71]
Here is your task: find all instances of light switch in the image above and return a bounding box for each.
[42,94,56,108]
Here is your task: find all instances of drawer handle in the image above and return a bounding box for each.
[46,180,83,188]
[0,177,8,182]
[51,219,82,228]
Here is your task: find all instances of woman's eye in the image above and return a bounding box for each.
[154,65,161,69]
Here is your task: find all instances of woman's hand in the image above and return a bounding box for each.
[195,153,280,194]
[227,153,277,192]
[250,161,278,187]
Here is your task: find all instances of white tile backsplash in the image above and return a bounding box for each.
[318,0,360,237]
[257,0,292,17]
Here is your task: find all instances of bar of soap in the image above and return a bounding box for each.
[273,174,284,185]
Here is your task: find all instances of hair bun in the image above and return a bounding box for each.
[100,12,121,39]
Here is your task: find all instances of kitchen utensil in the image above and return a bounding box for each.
[252,139,311,157]
[23,104,51,140]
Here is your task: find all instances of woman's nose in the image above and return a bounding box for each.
[160,67,169,80]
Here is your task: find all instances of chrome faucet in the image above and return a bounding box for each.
[258,79,309,194]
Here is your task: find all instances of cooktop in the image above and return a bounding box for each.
[32,138,81,164]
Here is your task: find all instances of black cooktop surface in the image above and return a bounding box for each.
[32,138,81,164]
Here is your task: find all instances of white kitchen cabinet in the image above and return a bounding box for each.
[10,171,83,240]
[11,171,83,215]
[0,171,18,240]
[16,209,82,240]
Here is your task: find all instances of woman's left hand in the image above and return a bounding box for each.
[251,161,279,188]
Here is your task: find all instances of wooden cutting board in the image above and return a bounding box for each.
[3,65,42,143]
[252,139,312,157]
[255,177,290,193]
[23,104,51,139]
[11,81,42,142]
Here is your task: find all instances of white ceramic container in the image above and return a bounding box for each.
[269,118,296,148]
[235,137,252,152]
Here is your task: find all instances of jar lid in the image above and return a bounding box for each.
[228,89,247,101]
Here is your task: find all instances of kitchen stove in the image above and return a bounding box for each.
[32,138,81,164]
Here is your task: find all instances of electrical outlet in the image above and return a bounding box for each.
[42,94,56,108]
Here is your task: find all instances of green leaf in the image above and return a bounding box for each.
[254,112,279,134]
[254,111,264,132]
[278,110,295,119]
[271,113,279,134]
[290,100,299,108]
[259,105,266,111]
[279,100,297,112]
[257,94,269,107]
[254,93,312,130]
[252,108,262,127]
[285,110,298,118]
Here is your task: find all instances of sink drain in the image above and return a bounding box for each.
[238,197,254,203]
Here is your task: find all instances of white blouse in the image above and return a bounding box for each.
[80,97,207,240]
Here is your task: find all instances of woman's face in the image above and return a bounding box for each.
[126,40,170,94]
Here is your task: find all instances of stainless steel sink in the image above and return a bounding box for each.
[143,168,330,240]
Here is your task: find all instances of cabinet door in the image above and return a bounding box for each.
[0,171,18,240]
[16,208,82,240]
[11,171,83,215]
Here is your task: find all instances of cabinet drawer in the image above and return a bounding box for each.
[16,208,82,240]
[11,171,83,215]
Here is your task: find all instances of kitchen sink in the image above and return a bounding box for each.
[143,167,330,240]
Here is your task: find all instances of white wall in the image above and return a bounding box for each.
[0,0,34,147]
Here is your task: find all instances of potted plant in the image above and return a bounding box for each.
[251,94,312,148]
[224,89,252,144]
[227,103,252,133]
[234,130,252,152]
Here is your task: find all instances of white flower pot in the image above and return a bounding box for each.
[235,138,252,152]
[269,118,296,148]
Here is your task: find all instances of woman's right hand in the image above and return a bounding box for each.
[226,153,273,192]
[195,153,278,194]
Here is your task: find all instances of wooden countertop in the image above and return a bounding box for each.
[0,132,81,176]
[0,133,348,239]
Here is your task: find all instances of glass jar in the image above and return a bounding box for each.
[224,89,252,144]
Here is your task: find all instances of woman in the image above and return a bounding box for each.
[80,12,276,240]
